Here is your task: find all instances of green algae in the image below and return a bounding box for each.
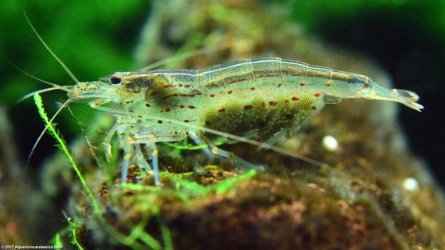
[34,93,101,215]
[50,212,83,250]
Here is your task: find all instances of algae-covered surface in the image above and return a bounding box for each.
[1,0,445,249]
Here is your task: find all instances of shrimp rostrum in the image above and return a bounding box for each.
[64,57,423,185]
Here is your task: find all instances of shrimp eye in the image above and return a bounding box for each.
[109,75,122,84]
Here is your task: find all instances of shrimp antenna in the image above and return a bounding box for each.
[24,11,82,165]
[19,87,67,103]
[27,98,72,166]
[66,105,105,172]
[24,12,79,84]
[6,59,64,89]
[6,59,71,103]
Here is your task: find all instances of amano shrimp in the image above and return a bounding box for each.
[20,10,423,186]
[60,57,423,185]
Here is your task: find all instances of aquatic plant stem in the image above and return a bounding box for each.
[33,93,101,215]
[35,93,164,249]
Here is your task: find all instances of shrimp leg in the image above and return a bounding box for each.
[145,143,160,186]
[120,143,160,185]
[127,130,179,185]
[188,131,264,170]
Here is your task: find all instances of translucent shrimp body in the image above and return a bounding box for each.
[68,57,423,185]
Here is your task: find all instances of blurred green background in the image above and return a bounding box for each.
[1,0,444,185]
[1,0,151,173]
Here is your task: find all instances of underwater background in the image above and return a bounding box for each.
[1,0,444,248]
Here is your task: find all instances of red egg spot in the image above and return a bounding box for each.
[269,101,278,106]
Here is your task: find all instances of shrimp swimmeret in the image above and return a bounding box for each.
[44,57,420,185]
